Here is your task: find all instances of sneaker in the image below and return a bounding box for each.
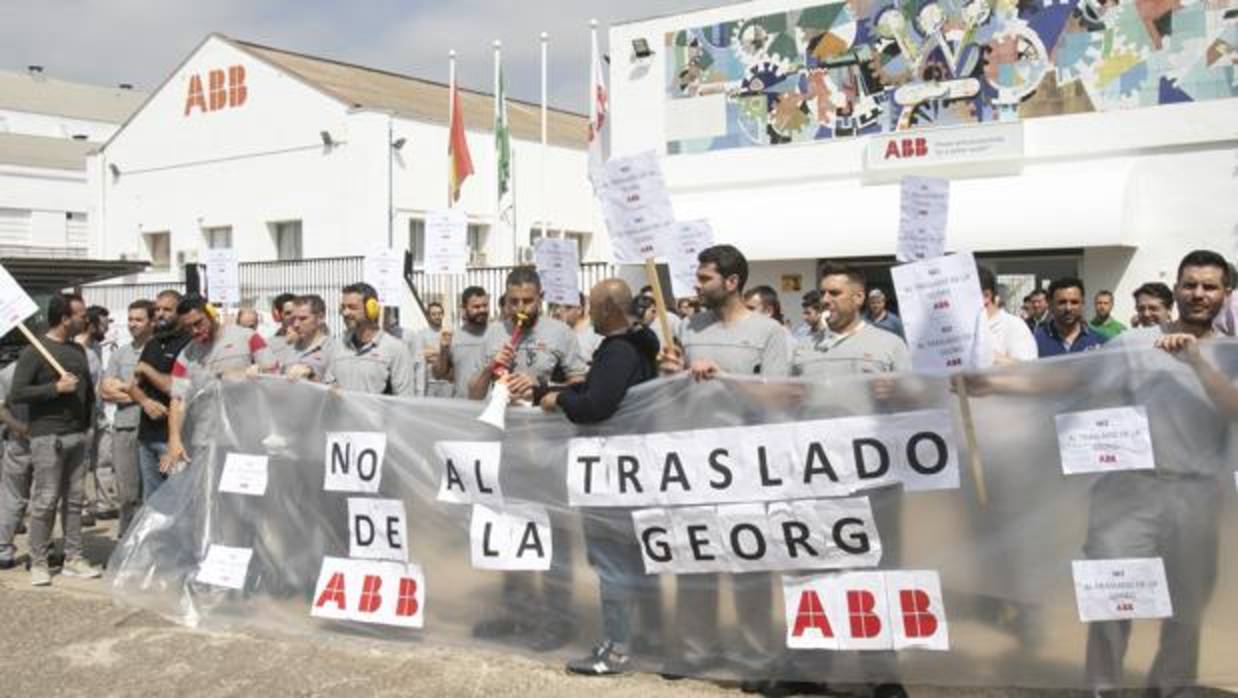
[61,557,102,579]
[0,555,15,570]
[81,512,96,527]
[92,508,119,521]
[529,618,576,653]
[30,564,51,586]
[566,642,631,676]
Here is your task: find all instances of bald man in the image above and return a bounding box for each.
[539,278,661,675]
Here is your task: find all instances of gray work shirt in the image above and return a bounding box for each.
[792,322,912,379]
[418,327,454,397]
[285,335,334,381]
[677,309,790,377]
[269,335,301,373]
[1105,326,1236,476]
[326,330,416,397]
[448,324,488,398]
[171,324,277,402]
[104,340,145,429]
[0,363,28,426]
[576,325,603,364]
[480,316,588,385]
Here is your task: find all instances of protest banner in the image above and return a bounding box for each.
[109,341,1238,690]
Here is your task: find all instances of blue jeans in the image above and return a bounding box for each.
[138,440,168,502]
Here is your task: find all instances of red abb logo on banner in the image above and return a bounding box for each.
[884,138,928,160]
[184,65,248,116]
[784,570,949,651]
[310,556,425,628]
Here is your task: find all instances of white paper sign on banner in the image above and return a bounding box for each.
[363,248,404,303]
[533,237,581,307]
[469,503,552,571]
[782,574,842,650]
[434,441,503,505]
[348,498,408,562]
[218,453,269,497]
[631,507,675,574]
[668,220,715,300]
[598,151,675,263]
[0,264,37,339]
[323,432,386,493]
[423,209,469,276]
[885,570,950,650]
[195,544,253,590]
[897,177,949,263]
[1072,557,1174,623]
[310,556,425,628]
[204,248,240,306]
[891,252,992,375]
[1055,406,1155,475]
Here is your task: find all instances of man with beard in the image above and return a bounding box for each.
[1085,250,1238,696]
[1025,288,1051,332]
[128,290,190,500]
[657,244,789,689]
[1035,278,1106,357]
[1089,290,1127,340]
[283,295,333,382]
[161,295,277,471]
[8,293,98,585]
[324,283,416,397]
[432,286,490,398]
[99,299,155,535]
[79,306,118,523]
[416,301,454,397]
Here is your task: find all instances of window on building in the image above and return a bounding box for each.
[270,221,302,260]
[409,218,425,267]
[204,226,232,250]
[143,231,171,271]
[0,208,32,244]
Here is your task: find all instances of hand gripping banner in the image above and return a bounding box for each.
[107,341,1238,690]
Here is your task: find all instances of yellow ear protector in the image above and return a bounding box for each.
[204,301,220,322]
[358,283,381,323]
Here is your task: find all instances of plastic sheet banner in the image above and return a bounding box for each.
[108,341,1238,690]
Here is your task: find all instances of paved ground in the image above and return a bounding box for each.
[1,521,1235,697]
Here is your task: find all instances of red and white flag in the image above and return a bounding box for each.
[587,25,609,188]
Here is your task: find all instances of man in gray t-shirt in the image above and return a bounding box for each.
[433,287,490,398]
[658,245,788,682]
[417,302,454,398]
[100,300,155,535]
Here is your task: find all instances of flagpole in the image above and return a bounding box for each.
[448,49,456,209]
[540,31,549,241]
[494,39,504,263]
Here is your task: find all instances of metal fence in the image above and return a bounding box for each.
[83,257,618,337]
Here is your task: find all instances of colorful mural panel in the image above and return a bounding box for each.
[664,0,1238,153]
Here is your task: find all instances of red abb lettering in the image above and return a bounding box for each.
[847,590,882,638]
[396,577,420,617]
[228,65,248,107]
[791,590,834,638]
[899,589,939,638]
[207,69,227,111]
[358,575,383,613]
[884,140,900,159]
[184,74,207,116]
[314,572,346,610]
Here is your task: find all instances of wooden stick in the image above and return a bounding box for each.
[16,322,67,379]
[952,374,987,507]
[643,258,674,350]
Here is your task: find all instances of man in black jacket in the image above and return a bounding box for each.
[538,278,660,675]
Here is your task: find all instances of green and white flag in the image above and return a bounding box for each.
[495,65,515,238]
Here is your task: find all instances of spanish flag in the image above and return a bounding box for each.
[448,79,474,204]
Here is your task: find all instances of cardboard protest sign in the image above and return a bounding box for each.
[667,220,714,299]
[891,252,992,375]
[0,263,39,338]
[204,248,240,306]
[324,432,386,493]
[218,453,269,496]
[363,247,404,303]
[195,544,253,590]
[424,209,469,276]
[597,151,675,264]
[1055,406,1155,475]
[897,177,949,263]
[533,237,581,307]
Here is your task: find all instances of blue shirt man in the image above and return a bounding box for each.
[1034,277,1107,357]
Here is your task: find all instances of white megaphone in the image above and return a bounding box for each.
[477,380,510,430]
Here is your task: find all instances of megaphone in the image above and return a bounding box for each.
[477,380,510,430]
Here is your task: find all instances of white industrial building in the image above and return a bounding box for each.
[607,0,1238,321]
[88,33,602,300]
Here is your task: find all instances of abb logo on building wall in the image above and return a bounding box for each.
[782,570,949,651]
[184,65,248,116]
[884,137,929,160]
